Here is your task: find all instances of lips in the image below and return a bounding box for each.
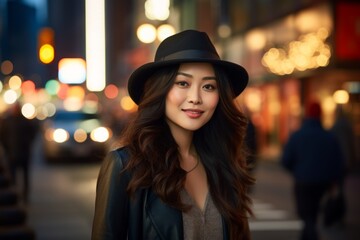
[182,109,204,118]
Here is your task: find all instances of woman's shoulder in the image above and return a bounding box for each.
[97,146,130,174]
[104,146,131,167]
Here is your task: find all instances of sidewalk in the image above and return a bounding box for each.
[251,158,360,240]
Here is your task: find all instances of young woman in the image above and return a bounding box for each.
[92,30,254,240]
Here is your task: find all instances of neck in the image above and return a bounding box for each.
[167,124,194,155]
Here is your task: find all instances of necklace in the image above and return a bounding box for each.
[186,157,200,173]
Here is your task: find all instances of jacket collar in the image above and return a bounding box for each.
[145,189,184,240]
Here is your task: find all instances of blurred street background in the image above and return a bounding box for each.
[24,135,360,240]
[0,0,359,239]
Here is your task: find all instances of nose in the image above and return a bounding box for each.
[187,86,202,104]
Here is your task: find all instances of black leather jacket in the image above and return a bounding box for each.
[91,147,229,240]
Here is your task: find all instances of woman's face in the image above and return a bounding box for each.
[165,62,219,133]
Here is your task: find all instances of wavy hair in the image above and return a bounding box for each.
[120,64,254,240]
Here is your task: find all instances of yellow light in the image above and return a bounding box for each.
[39,44,55,64]
[9,75,22,90]
[262,31,331,75]
[157,24,175,42]
[68,86,85,99]
[137,24,157,43]
[245,29,266,50]
[86,0,106,92]
[322,96,336,114]
[244,89,262,112]
[121,96,137,111]
[333,90,349,104]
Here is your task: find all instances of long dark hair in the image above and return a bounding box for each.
[120,64,254,240]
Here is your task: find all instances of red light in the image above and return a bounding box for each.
[21,80,36,95]
[57,83,69,100]
[104,84,119,99]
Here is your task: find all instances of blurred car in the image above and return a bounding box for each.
[41,109,112,162]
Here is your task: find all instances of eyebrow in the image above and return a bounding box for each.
[177,71,217,80]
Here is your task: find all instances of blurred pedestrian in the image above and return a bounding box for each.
[281,101,344,240]
[331,105,356,174]
[0,102,39,202]
[92,30,254,240]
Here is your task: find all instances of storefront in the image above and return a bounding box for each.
[226,1,360,167]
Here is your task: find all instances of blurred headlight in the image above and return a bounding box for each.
[90,127,110,142]
[53,128,69,143]
[74,129,87,143]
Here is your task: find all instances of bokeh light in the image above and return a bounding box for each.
[333,90,349,104]
[74,129,87,143]
[104,84,119,99]
[39,44,55,64]
[9,75,22,90]
[53,128,69,143]
[157,24,175,41]
[120,96,137,112]
[45,80,61,96]
[137,24,157,43]
[58,58,86,84]
[145,0,170,21]
[3,89,19,104]
[1,60,13,75]
[90,127,110,142]
[22,80,36,95]
[21,103,37,119]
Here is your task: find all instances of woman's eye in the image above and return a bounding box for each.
[203,84,217,91]
[175,81,189,87]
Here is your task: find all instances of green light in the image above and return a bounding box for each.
[45,79,60,95]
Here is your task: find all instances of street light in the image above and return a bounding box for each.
[136,23,175,43]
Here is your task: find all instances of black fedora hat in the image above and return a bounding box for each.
[128,29,248,104]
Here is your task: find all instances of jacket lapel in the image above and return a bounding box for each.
[145,189,183,240]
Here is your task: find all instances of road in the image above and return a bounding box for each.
[23,138,360,240]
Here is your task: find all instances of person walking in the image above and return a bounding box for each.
[0,102,39,202]
[281,101,344,240]
[92,29,254,240]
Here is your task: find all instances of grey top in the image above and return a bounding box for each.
[181,190,223,240]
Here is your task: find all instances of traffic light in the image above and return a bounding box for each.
[38,27,55,64]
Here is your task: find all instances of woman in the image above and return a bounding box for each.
[92,30,254,240]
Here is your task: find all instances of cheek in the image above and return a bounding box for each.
[166,88,184,105]
[205,94,219,110]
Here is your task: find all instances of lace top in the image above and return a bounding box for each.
[181,190,223,240]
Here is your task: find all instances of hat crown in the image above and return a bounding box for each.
[128,29,249,104]
[154,30,220,62]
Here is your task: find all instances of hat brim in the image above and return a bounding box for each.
[128,59,248,104]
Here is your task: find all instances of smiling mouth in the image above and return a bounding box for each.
[182,109,204,118]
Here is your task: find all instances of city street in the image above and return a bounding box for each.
[1,1,359,239]
[23,137,360,240]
